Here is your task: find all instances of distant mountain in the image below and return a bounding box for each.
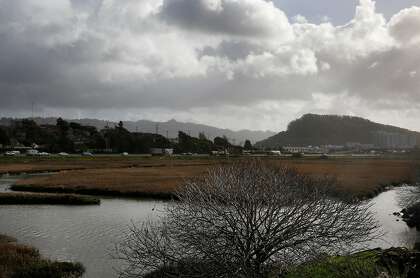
[0,117,275,145]
[255,114,420,149]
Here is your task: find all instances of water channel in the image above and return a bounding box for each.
[0,175,418,277]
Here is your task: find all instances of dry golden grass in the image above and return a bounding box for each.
[268,159,417,195]
[15,165,208,194]
[12,157,418,197]
[0,156,217,175]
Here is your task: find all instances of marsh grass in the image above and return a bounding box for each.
[10,158,417,199]
[0,235,85,278]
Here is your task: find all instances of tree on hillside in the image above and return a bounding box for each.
[244,139,253,150]
[198,132,207,141]
[55,118,73,152]
[118,121,124,130]
[56,118,69,132]
[0,128,10,145]
[117,161,379,278]
[12,119,50,146]
[214,136,230,148]
[177,131,213,154]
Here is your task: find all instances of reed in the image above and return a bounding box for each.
[0,234,85,278]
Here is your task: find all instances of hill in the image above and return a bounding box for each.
[255,114,420,149]
[0,118,275,145]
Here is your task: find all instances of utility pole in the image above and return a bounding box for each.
[155,123,159,135]
[31,101,34,120]
[166,130,169,138]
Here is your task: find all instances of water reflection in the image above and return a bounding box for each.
[368,187,418,249]
[0,177,164,278]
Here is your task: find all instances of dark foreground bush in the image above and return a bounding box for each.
[140,248,420,278]
[0,234,85,278]
[285,247,420,278]
[144,259,213,278]
[11,261,85,278]
[402,202,420,229]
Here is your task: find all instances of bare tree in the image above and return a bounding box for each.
[116,160,380,278]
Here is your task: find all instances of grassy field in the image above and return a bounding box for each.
[0,155,220,175]
[270,159,417,196]
[6,156,418,198]
[0,234,84,278]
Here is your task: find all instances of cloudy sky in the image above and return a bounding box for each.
[0,0,420,132]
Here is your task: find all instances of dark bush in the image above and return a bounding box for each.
[12,261,85,278]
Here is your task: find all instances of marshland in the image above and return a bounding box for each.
[1,155,419,277]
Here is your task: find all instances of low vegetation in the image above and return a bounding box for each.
[10,158,417,199]
[0,234,84,278]
[273,159,417,198]
[285,248,420,278]
[11,164,209,199]
[0,155,215,175]
[0,192,100,205]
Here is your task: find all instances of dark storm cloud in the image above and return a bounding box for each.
[158,0,292,37]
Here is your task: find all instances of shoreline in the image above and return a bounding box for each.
[0,192,100,205]
[4,176,415,202]
[9,184,176,200]
[9,177,413,201]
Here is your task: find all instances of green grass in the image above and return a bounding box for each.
[284,250,381,278]
[0,192,100,205]
[284,247,420,278]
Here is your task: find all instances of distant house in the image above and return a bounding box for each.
[345,142,375,150]
[211,150,229,155]
[150,148,174,155]
[26,149,39,156]
[283,146,325,154]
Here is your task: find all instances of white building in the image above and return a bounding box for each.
[150,148,173,155]
[283,146,325,154]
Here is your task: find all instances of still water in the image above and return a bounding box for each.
[0,176,418,277]
[0,176,165,278]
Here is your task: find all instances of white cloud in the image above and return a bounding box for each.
[0,0,420,131]
[389,6,420,45]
